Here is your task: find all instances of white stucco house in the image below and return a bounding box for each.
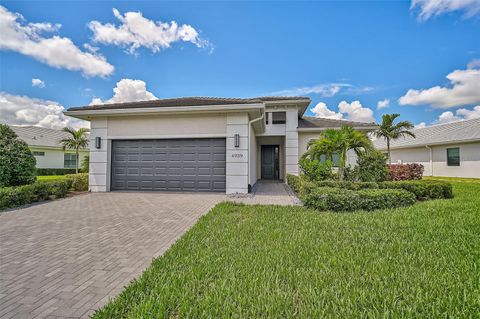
[373,118,480,178]
[10,125,89,170]
[65,96,376,193]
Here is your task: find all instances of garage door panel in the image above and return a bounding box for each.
[112,138,226,192]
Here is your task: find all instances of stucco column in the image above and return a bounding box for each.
[226,113,249,193]
[285,108,299,175]
[89,118,108,192]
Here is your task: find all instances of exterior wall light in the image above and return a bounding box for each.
[95,137,101,149]
[234,134,240,148]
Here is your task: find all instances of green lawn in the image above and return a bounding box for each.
[94,180,480,318]
[36,175,66,182]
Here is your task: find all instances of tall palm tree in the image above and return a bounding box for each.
[60,127,89,174]
[373,114,415,164]
[304,125,374,180]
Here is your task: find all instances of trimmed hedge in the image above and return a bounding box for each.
[303,187,416,212]
[65,173,88,191]
[286,174,302,195]
[36,168,77,176]
[388,163,424,181]
[0,180,70,211]
[378,180,453,200]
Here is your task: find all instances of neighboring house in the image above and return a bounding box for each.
[65,96,376,193]
[10,125,89,170]
[373,118,480,178]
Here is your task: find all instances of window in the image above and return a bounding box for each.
[319,152,340,167]
[447,148,460,166]
[64,153,77,168]
[32,151,45,156]
[271,112,286,124]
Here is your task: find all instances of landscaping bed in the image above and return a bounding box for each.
[93,180,480,318]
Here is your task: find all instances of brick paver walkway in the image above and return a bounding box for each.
[0,192,224,319]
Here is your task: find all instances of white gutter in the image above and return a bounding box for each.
[298,126,378,132]
[375,138,480,151]
[425,145,433,176]
[64,103,265,120]
[247,111,265,191]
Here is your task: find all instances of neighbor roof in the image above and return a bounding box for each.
[373,117,480,150]
[10,125,88,149]
[68,96,311,111]
[298,117,377,130]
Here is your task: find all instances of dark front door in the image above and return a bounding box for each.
[261,145,279,179]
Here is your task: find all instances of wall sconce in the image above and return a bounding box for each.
[95,137,101,149]
[234,134,240,148]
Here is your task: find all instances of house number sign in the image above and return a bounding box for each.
[231,153,243,158]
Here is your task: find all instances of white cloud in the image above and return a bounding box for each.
[310,102,343,119]
[398,63,480,108]
[415,122,427,128]
[411,0,480,20]
[377,98,390,110]
[338,100,375,123]
[272,83,373,98]
[31,78,45,88]
[310,100,375,123]
[435,105,480,124]
[0,5,114,77]
[0,92,88,129]
[90,79,157,105]
[88,8,211,54]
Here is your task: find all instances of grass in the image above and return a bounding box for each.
[424,176,480,183]
[94,180,480,318]
[36,175,66,182]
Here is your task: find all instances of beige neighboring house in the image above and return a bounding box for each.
[65,96,376,193]
[373,118,480,178]
[10,125,89,170]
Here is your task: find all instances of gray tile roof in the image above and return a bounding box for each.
[373,117,480,150]
[298,117,377,129]
[10,125,88,149]
[68,96,311,111]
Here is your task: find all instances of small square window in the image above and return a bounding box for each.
[447,148,460,166]
[32,151,45,156]
[272,112,286,124]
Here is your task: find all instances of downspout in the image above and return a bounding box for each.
[248,110,265,192]
[425,145,433,176]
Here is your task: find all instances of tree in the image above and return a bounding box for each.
[303,125,374,181]
[0,124,37,187]
[373,114,415,164]
[60,127,89,174]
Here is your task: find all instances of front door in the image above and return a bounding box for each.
[261,145,279,179]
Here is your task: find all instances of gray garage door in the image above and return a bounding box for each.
[111,139,226,192]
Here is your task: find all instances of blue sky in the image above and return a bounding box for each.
[1,0,479,129]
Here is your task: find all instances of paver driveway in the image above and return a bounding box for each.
[0,192,224,319]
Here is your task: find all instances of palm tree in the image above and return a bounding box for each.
[60,127,89,174]
[304,125,374,180]
[373,114,415,164]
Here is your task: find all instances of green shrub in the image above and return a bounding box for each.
[357,151,388,182]
[286,174,302,195]
[314,180,379,190]
[299,158,333,181]
[80,155,89,173]
[0,179,70,211]
[36,168,77,176]
[379,180,452,200]
[65,173,88,191]
[0,124,37,187]
[303,186,416,212]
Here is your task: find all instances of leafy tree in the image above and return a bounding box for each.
[303,126,373,181]
[81,155,89,173]
[373,114,415,164]
[0,124,36,187]
[60,127,89,174]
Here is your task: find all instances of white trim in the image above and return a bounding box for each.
[65,103,265,119]
[106,133,227,140]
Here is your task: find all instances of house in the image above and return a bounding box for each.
[65,96,376,193]
[10,125,89,170]
[373,118,480,178]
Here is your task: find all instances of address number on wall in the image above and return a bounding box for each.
[231,153,244,158]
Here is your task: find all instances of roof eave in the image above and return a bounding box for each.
[374,138,480,150]
[297,126,378,132]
